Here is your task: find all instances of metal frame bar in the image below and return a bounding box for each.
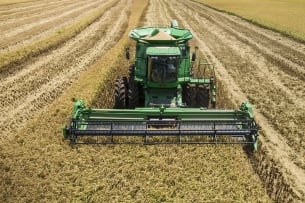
[67,119,258,144]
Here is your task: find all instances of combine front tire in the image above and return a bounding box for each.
[128,64,135,78]
[114,76,128,108]
[197,85,210,108]
[184,84,197,107]
[128,80,139,109]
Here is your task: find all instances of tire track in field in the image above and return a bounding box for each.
[181,2,305,104]
[192,0,305,58]
[145,0,172,26]
[0,0,129,139]
[0,0,120,112]
[174,4,303,202]
[167,0,305,200]
[189,1,305,81]
[0,0,82,31]
[180,0,305,155]
[0,0,108,50]
[143,1,272,202]
[159,0,173,25]
[0,0,78,20]
[0,0,67,15]
[0,0,108,54]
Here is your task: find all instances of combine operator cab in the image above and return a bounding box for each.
[149,56,178,83]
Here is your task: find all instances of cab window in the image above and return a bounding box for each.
[148,56,178,83]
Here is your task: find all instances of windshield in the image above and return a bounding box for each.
[148,56,178,83]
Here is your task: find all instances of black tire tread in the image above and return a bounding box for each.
[197,85,210,108]
[128,79,139,109]
[184,84,197,107]
[114,76,128,108]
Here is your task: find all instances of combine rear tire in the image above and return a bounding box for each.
[184,84,197,107]
[114,76,128,108]
[197,85,210,108]
[128,64,135,78]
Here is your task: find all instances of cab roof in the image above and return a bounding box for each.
[129,27,193,43]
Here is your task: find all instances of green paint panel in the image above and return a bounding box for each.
[69,100,254,121]
[146,47,181,55]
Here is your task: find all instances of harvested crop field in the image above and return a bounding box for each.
[0,0,304,202]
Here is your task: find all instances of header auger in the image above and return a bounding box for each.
[63,20,259,151]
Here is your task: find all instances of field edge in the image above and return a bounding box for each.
[192,0,305,44]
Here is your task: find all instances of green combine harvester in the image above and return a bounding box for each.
[63,20,259,150]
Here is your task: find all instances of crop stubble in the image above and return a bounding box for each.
[0,0,272,202]
[165,0,304,201]
[0,0,303,202]
[0,0,41,6]
[0,0,148,202]
[0,0,129,139]
[0,0,109,53]
[91,0,272,202]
